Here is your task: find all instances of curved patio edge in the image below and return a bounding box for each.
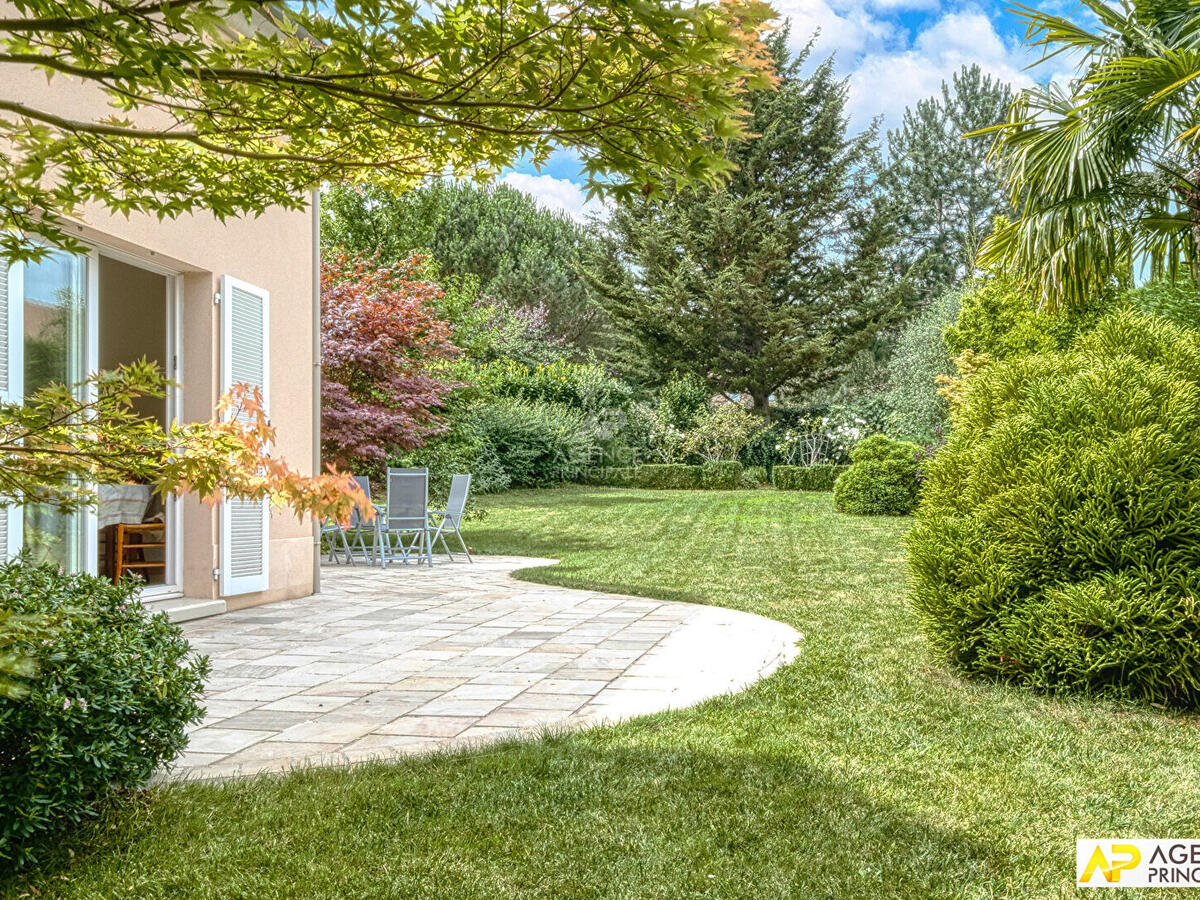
[166,555,803,781]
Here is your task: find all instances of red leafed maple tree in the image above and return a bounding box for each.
[321,253,457,470]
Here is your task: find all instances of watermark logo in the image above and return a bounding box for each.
[1078,840,1200,888]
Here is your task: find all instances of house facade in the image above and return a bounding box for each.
[2,59,322,621]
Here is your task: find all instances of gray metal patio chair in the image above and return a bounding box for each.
[321,475,379,565]
[428,474,472,562]
[380,467,433,568]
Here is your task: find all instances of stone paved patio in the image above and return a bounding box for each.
[172,556,801,780]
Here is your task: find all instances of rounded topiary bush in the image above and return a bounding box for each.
[908,311,1200,707]
[0,563,208,867]
[832,434,921,515]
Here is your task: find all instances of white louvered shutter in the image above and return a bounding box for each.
[218,275,270,596]
[0,260,23,560]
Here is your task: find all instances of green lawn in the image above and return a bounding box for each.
[8,487,1200,898]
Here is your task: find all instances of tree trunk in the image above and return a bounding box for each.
[751,391,772,423]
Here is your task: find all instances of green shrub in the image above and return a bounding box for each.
[743,465,769,486]
[470,398,592,487]
[633,464,703,490]
[772,464,847,491]
[0,563,208,868]
[1122,278,1200,330]
[740,425,781,470]
[684,405,763,463]
[833,435,921,515]
[908,311,1200,707]
[396,422,510,506]
[701,460,743,490]
[656,374,710,431]
[473,359,631,417]
[881,290,960,445]
[944,275,1108,362]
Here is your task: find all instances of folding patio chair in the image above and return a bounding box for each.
[321,475,378,565]
[347,475,382,564]
[428,474,472,562]
[379,467,433,568]
[320,516,353,565]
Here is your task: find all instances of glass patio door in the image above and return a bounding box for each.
[16,250,90,571]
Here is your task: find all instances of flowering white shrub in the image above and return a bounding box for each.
[683,406,763,462]
[775,416,868,465]
[649,421,690,463]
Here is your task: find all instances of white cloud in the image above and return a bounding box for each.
[772,0,896,61]
[844,11,1035,129]
[770,4,1043,133]
[498,172,608,222]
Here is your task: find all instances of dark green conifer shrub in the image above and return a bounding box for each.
[908,311,1200,706]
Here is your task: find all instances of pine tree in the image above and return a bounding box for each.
[590,33,913,419]
[882,65,1013,295]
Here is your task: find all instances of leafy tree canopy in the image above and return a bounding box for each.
[0,0,776,262]
[590,31,914,418]
[0,360,366,521]
[323,181,608,350]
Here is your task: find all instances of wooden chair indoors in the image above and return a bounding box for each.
[108,521,166,582]
[97,484,165,584]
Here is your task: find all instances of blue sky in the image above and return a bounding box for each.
[504,0,1080,220]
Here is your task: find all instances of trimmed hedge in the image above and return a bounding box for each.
[633,464,704,490]
[833,435,922,516]
[909,311,1200,706]
[0,563,208,868]
[581,466,637,487]
[582,463,752,490]
[701,461,743,490]
[773,464,848,491]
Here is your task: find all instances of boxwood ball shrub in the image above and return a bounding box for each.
[908,311,1200,707]
[773,464,847,492]
[833,435,921,515]
[0,563,208,867]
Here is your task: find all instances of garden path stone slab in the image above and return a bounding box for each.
[164,556,801,781]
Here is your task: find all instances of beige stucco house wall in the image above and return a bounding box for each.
[3,50,321,616]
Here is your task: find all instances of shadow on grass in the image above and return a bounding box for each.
[10,738,1018,900]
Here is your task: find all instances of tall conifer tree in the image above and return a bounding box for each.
[590,33,913,418]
